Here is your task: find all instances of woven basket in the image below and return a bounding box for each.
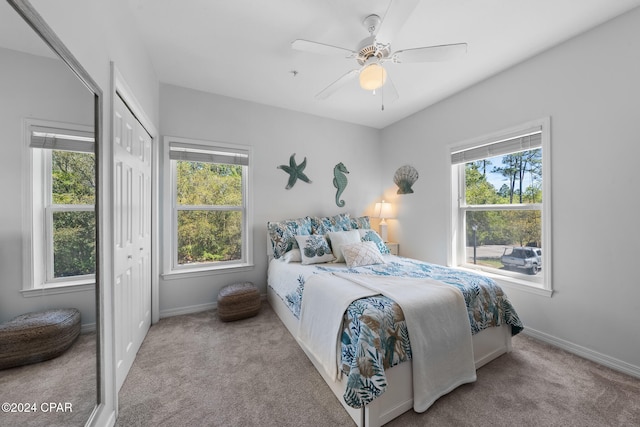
[0,308,81,370]
[217,282,261,322]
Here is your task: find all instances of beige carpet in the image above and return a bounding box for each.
[0,332,97,427]
[116,305,640,427]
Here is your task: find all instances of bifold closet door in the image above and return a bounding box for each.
[113,93,152,392]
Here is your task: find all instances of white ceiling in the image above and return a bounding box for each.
[125,0,640,129]
[3,1,640,129]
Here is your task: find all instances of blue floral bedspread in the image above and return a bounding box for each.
[282,257,523,408]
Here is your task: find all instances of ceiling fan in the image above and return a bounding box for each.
[292,0,467,105]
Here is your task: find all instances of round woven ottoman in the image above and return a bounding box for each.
[217,282,261,322]
[0,308,81,370]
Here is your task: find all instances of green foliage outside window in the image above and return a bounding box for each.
[465,149,542,248]
[52,150,95,204]
[53,211,95,277]
[176,161,243,265]
[51,150,96,278]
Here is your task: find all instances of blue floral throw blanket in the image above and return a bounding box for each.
[268,256,523,409]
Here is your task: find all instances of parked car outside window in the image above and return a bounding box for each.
[501,247,542,275]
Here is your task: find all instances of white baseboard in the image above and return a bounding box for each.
[159,294,267,319]
[159,301,217,319]
[522,327,640,379]
[81,322,96,334]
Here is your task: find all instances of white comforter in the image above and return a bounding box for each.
[297,273,378,381]
[297,272,476,413]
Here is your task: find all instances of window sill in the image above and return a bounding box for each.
[21,281,95,298]
[162,262,254,281]
[456,265,553,298]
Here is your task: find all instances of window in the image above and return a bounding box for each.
[164,137,252,274]
[450,118,552,294]
[26,120,95,291]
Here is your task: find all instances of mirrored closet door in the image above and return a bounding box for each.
[0,0,102,425]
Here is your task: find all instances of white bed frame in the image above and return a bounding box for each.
[267,286,512,427]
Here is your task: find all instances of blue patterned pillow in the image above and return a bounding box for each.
[267,217,312,259]
[350,216,371,229]
[310,213,352,235]
[294,234,335,265]
[358,229,390,254]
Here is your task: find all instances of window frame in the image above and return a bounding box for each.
[23,119,96,295]
[449,117,552,296]
[162,136,253,277]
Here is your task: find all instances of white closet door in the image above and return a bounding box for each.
[113,94,152,391]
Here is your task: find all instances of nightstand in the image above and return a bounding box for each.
[385,242,399,256]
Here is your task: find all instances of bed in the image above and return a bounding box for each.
[266,213,523,427]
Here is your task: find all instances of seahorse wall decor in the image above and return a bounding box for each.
[277,153,312,189]
[333,162,349,207]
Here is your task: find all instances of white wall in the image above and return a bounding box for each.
[158,83,382,315]
[381,8,640,373]
[0,47,95,325]
[31,0,159,126]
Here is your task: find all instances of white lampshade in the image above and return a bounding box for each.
[373,200,393,219]
[373,200,393,242]
[359,63,387,91]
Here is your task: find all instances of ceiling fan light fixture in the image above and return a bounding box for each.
[359,63,387,91]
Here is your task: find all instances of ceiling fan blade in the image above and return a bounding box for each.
[393,43,468,63]
[291,39,355,58]
[374,0,420,44]
[315,69,360,100]
[380,75,399,106]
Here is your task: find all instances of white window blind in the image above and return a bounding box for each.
[451,130,542,165]
[169,142,249,166]
[30,126,94,153]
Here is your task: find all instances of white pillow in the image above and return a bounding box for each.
[294,235,335,265]
[342,241,385,268]
[281,248,301,263]
[326,230,361,263]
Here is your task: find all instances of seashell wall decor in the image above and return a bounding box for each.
[394,165,419,194]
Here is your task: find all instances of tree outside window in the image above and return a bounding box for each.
[451,118,551,291]
[51,150,96,278]
[175,161,243,265]
[463,149,542,274]
[27,122,96,289]
[166,138,250,273]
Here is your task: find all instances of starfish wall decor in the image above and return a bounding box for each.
[277,153,312,189]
